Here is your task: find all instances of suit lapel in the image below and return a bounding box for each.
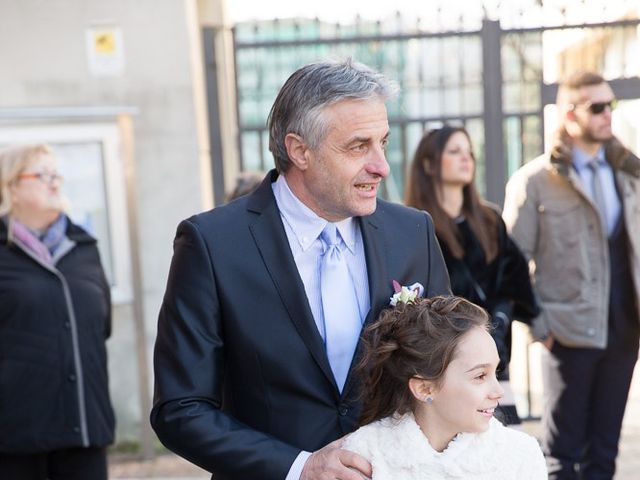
[360,213,390,328]
[247,173,337,390]
[341,210,390,398]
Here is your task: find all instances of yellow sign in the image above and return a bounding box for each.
[94,31,116,55]
[86,26,124,76]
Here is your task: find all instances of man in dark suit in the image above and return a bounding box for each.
[151,59,451,480]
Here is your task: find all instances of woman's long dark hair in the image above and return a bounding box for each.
[356,296,489,426]
[404,126,498,261]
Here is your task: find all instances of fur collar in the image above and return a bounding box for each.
[549,128,640,178]
[344,413,547,479]
[371,414,503,476]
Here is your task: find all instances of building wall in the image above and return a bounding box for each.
[0,0,213,442]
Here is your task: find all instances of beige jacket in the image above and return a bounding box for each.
[503,135,640,348]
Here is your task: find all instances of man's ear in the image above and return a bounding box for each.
[408,376,434,402]
[284,133,311,171]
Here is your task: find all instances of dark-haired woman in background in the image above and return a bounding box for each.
[405,126,539,425]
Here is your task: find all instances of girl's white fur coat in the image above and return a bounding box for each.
[343,414,547,479]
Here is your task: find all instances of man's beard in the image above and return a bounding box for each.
[582,125,613,144]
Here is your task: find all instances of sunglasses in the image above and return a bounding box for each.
[572,99,618,115]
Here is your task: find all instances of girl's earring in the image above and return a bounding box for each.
[425,396,433,405]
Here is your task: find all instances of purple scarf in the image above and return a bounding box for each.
[8,215,68,266]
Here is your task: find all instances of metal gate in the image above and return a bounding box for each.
[228,8,640,206]
[212,5,640,420]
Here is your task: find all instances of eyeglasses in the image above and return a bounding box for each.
[571,99,618,115]
[18,172,64,185]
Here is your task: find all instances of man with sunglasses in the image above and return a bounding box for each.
[503,71,640,479]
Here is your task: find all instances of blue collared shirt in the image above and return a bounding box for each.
[273,174,372,480]
[572,146,621,235]
[271,174,370,341]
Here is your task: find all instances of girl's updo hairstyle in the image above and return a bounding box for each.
[357,295,489,426]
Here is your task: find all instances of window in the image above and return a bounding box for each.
[0,121,133,303]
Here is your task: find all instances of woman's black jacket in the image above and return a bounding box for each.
[0,219,115,453]
[438,209,540,376]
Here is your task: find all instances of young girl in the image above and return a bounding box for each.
[344,296,546,479]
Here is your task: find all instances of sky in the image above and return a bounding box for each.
[226,0,636,25]
[227,0,480,24]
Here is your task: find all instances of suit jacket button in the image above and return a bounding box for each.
[338,405,348,416]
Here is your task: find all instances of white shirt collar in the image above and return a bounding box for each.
[272,174,357,253]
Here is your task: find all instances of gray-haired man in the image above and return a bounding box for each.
[151,59,451,479]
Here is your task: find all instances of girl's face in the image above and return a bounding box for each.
[439,131,475,187]
[421,327,504,442]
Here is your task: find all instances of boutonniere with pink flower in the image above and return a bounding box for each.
[389,280,425,306]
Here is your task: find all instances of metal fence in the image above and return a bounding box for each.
[227,4,640,205]
[207,2,640,420]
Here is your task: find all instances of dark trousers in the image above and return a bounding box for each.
[0,447,107,480]
[541,336,638,480]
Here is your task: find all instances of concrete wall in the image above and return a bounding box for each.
[0,0,213,443]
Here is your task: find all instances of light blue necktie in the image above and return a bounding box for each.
[588,158,609,234]
[319,224,361,392]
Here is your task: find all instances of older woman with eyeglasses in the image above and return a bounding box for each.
[0,144,114,480]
